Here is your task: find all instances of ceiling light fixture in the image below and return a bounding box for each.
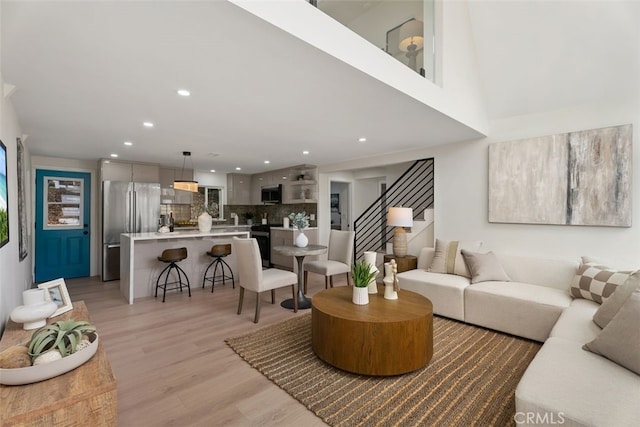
[143,121,154,128]
[264,160,270,164]
[235,167,241,171]
[358,137,367,142]
[173,151,199,192]
[210,169,216,173]
[124,141,133,146]
[177,89,191,97]
[110,153,118,158]
[302,150,309,155]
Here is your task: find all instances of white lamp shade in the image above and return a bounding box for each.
[398,19,424,52]
[387,207,413,227]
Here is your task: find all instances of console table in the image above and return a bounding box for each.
[0,301,117,426]
[383,254,418,273]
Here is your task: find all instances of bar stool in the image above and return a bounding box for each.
[202,244,235,292]
[155,247,191,303]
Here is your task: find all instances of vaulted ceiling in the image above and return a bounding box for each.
[2,1,638,174]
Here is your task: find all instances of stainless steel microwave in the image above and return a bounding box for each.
[261,184,282,204]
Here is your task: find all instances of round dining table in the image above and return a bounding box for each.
[273,244,327,310]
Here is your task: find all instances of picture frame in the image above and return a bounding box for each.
[0,139,8,249]
[17,137,28,261]
[38,278,73,316]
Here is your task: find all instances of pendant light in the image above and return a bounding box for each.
[173,151,199,192]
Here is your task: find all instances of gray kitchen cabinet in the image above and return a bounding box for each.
[159,167,194,204]
[251,172,272,204]
[101,160,159,183]
[227,173,251,205]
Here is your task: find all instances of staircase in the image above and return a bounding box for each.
[353,158,435,263]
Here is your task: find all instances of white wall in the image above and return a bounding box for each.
[320,99,640,268]
[0,78,33,334]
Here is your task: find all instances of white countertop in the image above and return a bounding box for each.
[270,227,318,231]
[121,228,250,241]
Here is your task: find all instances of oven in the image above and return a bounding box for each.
[250,225,271,267]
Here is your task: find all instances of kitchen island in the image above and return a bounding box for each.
[120,227,250,303]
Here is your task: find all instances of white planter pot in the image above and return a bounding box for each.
[294,231,308,248]
[352,287,369,305]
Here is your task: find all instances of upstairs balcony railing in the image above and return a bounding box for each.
[353,158,434,261]
[307,0,436,82]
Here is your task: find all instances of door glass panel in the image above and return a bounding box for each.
[44,176,84,229]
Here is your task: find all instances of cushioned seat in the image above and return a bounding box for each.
[549,298,601,342]
[304,230,354,292]
[516,336,640,427]
[464,281,572,342]
[155,247,191,303]
[396,270,470,321]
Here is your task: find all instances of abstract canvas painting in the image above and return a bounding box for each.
[489,124,632,227]
[0,140,8,248]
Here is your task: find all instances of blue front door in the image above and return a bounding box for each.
[35,169,91,282]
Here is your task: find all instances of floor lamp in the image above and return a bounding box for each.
[387,207,413,258]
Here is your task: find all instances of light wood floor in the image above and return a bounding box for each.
[65,272,345,426]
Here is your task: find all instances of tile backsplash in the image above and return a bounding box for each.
[225,204,318,227]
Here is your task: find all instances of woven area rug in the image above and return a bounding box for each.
[226,314,541,427]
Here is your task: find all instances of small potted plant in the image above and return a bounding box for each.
[351,259,377,305]
[289,212,310,247]
[28,319,96,365]
[244,212,255,226]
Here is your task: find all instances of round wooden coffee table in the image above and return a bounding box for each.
[311,286,433,376]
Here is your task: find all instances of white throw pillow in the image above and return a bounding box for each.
[428,239,482,278]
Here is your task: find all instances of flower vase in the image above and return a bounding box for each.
[198,212,212,232]
[363,251,379,294]
[294,231,308,248]
[352,287,369,305]
[383,262,398,300]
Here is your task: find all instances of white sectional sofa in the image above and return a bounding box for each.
[396,246,640,427]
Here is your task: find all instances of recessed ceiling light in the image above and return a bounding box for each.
[110,153,118,158]
[143,122,154,128]
[264,160,270,164]
[302,150,309,155]
[124,141,133,146]
[235,167,241,171]
[358,137,367,142]
[282,176,287,180]
[209,169,215,173]
[177,89,191,97]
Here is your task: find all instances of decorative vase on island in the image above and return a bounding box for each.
[198,212,212,232]
[10,289,58,330]
[294,231,308,248]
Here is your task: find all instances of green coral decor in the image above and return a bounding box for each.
[288,212,310,231]
[28,320,96,361]
[352,260,377,288]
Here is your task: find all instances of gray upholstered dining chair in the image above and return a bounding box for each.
[303,229,355,293]
[233,237,298,323]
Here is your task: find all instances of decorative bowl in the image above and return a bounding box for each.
[0,333,99,385]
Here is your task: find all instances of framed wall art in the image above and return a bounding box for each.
[0,140,8,248]
[17,137,27,260]
[489,124,632,227]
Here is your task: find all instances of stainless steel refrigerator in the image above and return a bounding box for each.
[102,180,161,281]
